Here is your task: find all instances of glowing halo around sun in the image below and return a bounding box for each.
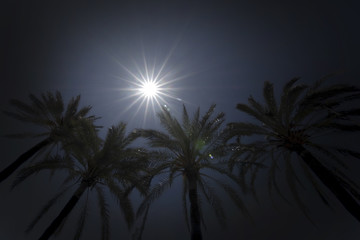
[113,54,189,125]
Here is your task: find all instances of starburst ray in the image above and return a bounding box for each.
[113,54,186,124]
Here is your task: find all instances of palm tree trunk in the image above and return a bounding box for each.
[188,177,202,240]
[295,145,360,222]
[0,137,52,183]
[38,182,88,240]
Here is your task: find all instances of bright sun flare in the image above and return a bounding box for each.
[140,81,159,98]
[115,53,188,125]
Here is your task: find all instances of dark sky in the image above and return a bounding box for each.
[1,0,360,239]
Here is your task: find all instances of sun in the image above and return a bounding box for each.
[114,51,194,127]
[140,80,159,98]
[113,53,187,125]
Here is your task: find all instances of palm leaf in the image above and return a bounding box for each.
[227,122,269,137]
[263,81,277,116]
[284,155,311,219]
[197,178,226,228]
[182,104,190,128]
[267,149,291,203]
[107,179,134,228]
[337,148,360,160]
[199,104,216,127]
[248,95,266,115]
[214,179,251,220]
[282,84,308,124]
[132,204,150,240]
[65,95,81,120]
[12,155,70,189]
[137,175,179,218]
[314,122,360,131]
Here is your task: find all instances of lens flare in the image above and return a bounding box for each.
[140,80,159,98]
[113,53,190,126]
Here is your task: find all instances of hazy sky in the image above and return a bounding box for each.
[1,0,360,239]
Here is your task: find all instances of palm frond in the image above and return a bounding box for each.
[227,122,269,137]
[199,104,216,127]
[248,95,266,115]
[214,179,251,220]
[267,149,291,203]
[337,148,360,161]
[74,105,93,119]
[2,109,49,126]
[335,108,360,117]
[306,84,360,103]
[106,179,134,228]
[157,108,186,141]
[11,97,42,116]
[12,155,71,189]
[197,178,226,228]
[201,163,243,191]
[334,171,360,201]
[236,102,282,133]
[263,81,277,117]
[132,204,150,240]
[136,129,180,152]
[285,153,313,221]
[283,77,301,92]
[65,95,81,120]
[314,122,360,131]
[29,93,48,116]
[191,107,201,129]
[182,104,191,130]
[284,151,305,188]
[297,157,331,207]
[306,73,335,94]
[298,85,360,120]
[317,94,360,111]
[307,144,348,169]
[137,175,180,218]
[281,84,308,124]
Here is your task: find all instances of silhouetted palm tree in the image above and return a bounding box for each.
[13,122,151,240]
[1,91,99,183]
[136,104,248,240]
[226,77,360,221]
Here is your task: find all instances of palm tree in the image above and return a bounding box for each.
[136,104,249,240]
[225,76,360,222]
[1,91,99,183]
[13,122,151,240]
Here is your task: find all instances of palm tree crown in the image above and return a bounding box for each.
[13,122,151,240]
[226,76,360,221]
[1,91,100,183]
[136,104,248,240]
